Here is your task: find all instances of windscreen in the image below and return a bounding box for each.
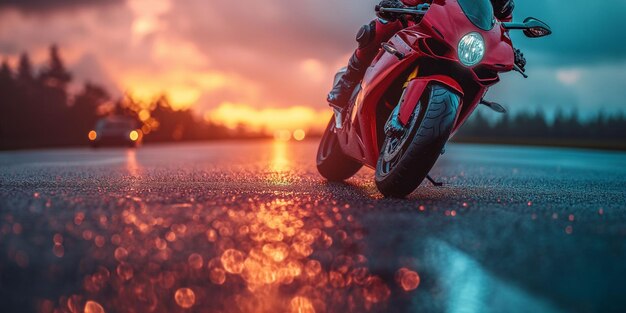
[457,0,494,31]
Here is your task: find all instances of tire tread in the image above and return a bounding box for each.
[375,84,460,197]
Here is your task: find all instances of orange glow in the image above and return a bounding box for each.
[174,288,196,309]
[206,103,329,133]
[42,192,400,312]
[262,242,289,262]
[206,229,217,242]
[293,129,306,141]
[118,69,235,111]
[1,2,343,134]
[209,267,226,285]
[274,130,292,142]
[396,268,420,291]
[270,141,291,174]
[129,130,140,141]
[88,130,97,141]
[221,249,245,274]
[84,301,105,313]
[126,150,140,177]
[188,253,204,269]
[138,109,150,122]
[165,231,176,242]
[289,296,316,313]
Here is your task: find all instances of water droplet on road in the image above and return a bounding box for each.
[174,288,195,309]
[84,300,105,313]
[221,249,245,274]
[396,268,420,291]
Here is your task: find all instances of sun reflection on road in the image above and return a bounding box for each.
[126,149,141,177]
[270,140,290,172]
[268,140,293,186]
[6,193,415,313]
[0,144,430,313]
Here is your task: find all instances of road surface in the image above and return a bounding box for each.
[0,141,625,313]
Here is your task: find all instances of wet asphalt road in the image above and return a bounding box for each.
[0,141,625,313]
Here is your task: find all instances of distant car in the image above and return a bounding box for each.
[88,116,142,148]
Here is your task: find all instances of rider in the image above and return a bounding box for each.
[327,0,525,111]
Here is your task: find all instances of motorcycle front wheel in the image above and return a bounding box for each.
[316,118,363,181]
[375,84,460,198]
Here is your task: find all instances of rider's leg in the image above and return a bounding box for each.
[327,18,404,110]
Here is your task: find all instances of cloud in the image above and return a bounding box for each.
[70,52,119,94]
[0,0,624,133]
[0,0,122,12]
[489,61,626,115]
[159,0,380,111]
[556,69,582,86]
[511,0,626,66]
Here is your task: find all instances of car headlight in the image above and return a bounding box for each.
[129,130,139,141]
[458,32,485,67]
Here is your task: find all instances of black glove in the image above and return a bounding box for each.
[492,0,515,20]
[375,0,404,21]
[514,48,526,72]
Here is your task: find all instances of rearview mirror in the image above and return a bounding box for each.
[502,17,552,38]
[522,17,552,38]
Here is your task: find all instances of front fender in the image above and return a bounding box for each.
[398,74,464,125]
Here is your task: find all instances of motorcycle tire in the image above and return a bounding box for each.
[316,118,363,181]
[375,84,460,198]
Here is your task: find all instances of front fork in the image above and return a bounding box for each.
[385,67,420,137]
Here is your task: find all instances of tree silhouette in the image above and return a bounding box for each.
[0,60,11,85]
[456,107,626,149]
[39,45,72,89]
[17,53,34,84]
[1,44,625,150]
[0,60,14,141]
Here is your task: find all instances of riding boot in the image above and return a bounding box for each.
[327,53,368,110]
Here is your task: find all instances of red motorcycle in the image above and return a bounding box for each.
[316,0,551,197]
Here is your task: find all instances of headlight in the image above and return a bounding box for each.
[458,32,485,67]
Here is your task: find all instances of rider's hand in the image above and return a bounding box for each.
[375,0,405,21]
[514,48,526,72]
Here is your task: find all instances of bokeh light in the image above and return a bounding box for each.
[0,189,423,313]
[129,130,140,141]
[293,129,306,141]
[88,130,97,141]
[84,301,105,313]
[174,288,196,309]
[396,268,420,291]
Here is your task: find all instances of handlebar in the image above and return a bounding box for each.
[377,4,430,17]
[513,64,528,78]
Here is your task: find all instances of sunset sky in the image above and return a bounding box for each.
[1,0,625,131]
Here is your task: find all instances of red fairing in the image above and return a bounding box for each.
[401,0,427,6]
[398,75,463,126]
[396,0,515,136]
[337,0,516,168]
